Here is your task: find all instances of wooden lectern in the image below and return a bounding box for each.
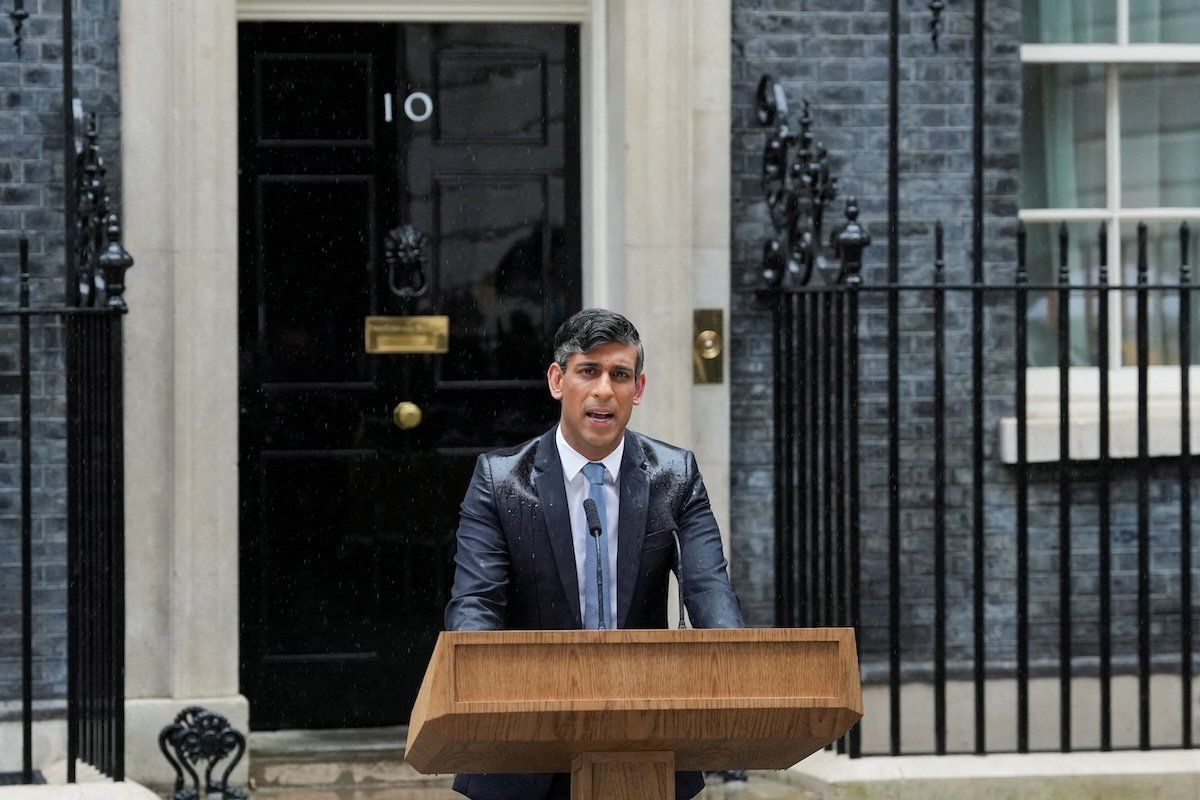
[405,628,861,800]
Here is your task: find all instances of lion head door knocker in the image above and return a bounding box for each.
[384,223,430,299]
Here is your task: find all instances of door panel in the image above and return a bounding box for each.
[256,55,376,144]
[256,177,375,383]
[435,53,548,143]
[239,21,580,729]
[436,175,551,382]
[259,452,384,651]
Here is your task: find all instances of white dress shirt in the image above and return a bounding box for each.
[555,425,622,627]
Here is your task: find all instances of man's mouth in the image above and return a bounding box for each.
[585,409,616,424]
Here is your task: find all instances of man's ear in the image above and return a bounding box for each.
[547,361,564,400]
[632,371,646,405]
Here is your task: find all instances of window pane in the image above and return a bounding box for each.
[1120,221,1200,366]
[1024,222,1106,367]
[1021,64,1107,209]
[1121,64,1200,208]
[1130,0,1200,43]
[1022,0,1117,43]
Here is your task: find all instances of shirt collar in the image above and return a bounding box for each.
[555,425,624,484]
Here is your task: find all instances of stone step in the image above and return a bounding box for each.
[251,780,810,800]
[250,787,463,800]
[247,727,812,798]
[248,728,452,791]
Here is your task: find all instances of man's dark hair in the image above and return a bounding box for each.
[552,308,644,375]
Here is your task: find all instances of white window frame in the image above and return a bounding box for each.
[1009,0,1200,461]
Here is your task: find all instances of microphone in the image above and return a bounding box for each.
[672,529,686,629]
[583,498,606,629]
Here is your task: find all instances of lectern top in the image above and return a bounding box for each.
[405,627,862,775]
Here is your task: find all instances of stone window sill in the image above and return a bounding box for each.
[998,366,1200,464]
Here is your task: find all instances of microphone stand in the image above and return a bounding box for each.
[593,532,605,630]
[583,497,606,629]
[673,529,686,629]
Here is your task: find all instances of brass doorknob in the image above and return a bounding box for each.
[695,329,722,360]
[392,401,422,430]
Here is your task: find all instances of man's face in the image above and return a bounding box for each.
[547,343,646,461]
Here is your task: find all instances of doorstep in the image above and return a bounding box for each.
[249,727,450,792]
[785,748,1200,800]
[248,727,812,798]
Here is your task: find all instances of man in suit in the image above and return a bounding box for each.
[445,308,744,800]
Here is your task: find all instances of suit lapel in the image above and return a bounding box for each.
[616,432,649,628]
[533,429,582,627]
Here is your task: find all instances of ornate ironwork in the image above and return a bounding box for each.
[158,707,247,800]
[755,74,844,289]
[384,222,429,298]
[9,0,27,57]
[74,112,133,309]
[832,197,871,282]
[929,0,945,51]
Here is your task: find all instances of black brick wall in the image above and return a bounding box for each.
[0,0,120,704]
[732,0,1197,682]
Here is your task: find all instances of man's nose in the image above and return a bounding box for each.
[592,374,614,397]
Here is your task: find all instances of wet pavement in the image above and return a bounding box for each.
[248,728,814,800]
[250,774,812,800]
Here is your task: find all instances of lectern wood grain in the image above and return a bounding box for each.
[571,752,673,800]
[405,628,861,775]
[454,639,840,702]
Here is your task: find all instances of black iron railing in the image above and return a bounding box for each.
[70,111,132,783]
[768,216,1199,757]
[5,0,131,782]
[5,245,128,783]
[66,305,127,783]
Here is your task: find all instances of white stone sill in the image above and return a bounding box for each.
[998,411,1200,463]
[786,747,1200,799]
[999,367,1200,464]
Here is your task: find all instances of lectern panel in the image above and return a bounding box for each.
[453,640,840,703]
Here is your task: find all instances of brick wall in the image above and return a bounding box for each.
[0,0,120,705]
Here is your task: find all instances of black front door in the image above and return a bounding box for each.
[238,22,581,729]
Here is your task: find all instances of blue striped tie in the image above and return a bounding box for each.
[581,462,612,629]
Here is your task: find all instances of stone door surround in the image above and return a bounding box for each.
[119,0,730,784]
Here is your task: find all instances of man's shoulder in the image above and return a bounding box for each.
[468,434,546,499]
[627,429,694,470]
[478,432,545,467]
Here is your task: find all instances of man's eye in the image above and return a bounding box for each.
[580,367,595,375]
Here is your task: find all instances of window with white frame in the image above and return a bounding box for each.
[1020,0,1200,370]
[1002,0,1200,462]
